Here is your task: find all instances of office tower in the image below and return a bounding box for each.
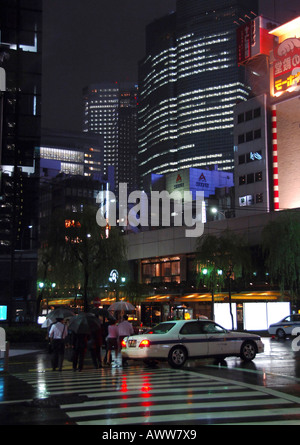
[138,0,260,186]
[138,13,177,187]
[83,82,138,192]
[0,0,42,167]
[118,85,139,192]
[0,0,42,323]
[0,0,42,250]
[39,129,104,178]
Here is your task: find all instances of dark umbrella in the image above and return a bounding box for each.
[46,307,75,321]
[68,312,101,334]
[90,308,116,321]
[91,308,108,317]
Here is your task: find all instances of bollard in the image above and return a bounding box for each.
[4,341,9,373]
[0,327,5,351]
[0,328,8,373]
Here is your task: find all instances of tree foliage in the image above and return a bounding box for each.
[262,211,300,301]
[38,205,128,311]
[195,229,251,325]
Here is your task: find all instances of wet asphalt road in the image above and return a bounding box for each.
[0,336,300,426]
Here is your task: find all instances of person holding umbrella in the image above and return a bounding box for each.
[71,331,87,372]
[87,325,103,369]
[68,312,102,371]
[118,315,134,366]
[48,318,68,371]
[106,318,119,367]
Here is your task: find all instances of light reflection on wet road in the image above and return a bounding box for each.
[1,336,300,425]
[187,337,300,397]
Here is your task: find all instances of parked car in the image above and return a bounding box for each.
[268,314,300,339]
[121,319,264,368]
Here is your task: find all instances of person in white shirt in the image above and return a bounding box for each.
[49,318,68,371]
[118,315,134,366]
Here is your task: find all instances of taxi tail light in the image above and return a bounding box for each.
[139,339,151,348]
[121,339,127,348]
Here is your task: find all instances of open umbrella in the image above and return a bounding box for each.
[90,308,114,320]
[41,317,54,328]
[108,301,135,312]
[68,312,101,335]
[46,307,75,321]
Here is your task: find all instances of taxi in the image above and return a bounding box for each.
[121,319,264,368]
[268,314,300,339]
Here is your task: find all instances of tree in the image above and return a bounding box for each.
[195,229,251,328]
[195,234,224,320]
[262,211,300,307]
[38,205,127,312]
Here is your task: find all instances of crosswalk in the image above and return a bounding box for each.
[13,365,300,425]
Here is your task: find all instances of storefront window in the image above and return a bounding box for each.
[142,257,180,283]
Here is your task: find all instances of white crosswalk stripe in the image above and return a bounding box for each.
[13,366,300,425]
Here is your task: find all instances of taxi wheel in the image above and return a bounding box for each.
[240,341,256,362]
[276,328,286,340]
[168,346,187,368]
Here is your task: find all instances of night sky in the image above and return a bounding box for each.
[42,0,176,133]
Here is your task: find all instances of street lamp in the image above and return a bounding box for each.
[37,281,56,315]
[211,207,226,219]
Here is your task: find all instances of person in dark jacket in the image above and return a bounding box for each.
[88,327,103,368]
[72,332,87,371]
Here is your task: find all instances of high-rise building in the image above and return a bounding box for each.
[39,129,104,179]
[82,82,138,192]
[138,0,300,190]
[0,0,42,323]
[138,1,260,186]
[0,0,42,251]
[0,0,42,250]
[138,13,177,187]
[0,0,42,168]
[234,14,300,217]
[118,86,139,192]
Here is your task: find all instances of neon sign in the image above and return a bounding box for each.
[109,269,119,283]
[273,38,300,96]
[249,151,263,161]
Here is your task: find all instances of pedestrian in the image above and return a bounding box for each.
[118,315,134,366]
[102,316,110,365]
[106,318,119,366]
[72,332,87,371]
[88,326,103,369]
[48,317,68,371]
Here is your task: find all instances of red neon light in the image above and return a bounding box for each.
[272,105,280,211]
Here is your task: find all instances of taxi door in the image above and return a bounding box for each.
[178,321,208,358]
[202,321,229,356]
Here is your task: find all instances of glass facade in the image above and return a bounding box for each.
[141,256,181,284]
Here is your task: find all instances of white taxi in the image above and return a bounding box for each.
[268,314,300,339]
[121,319,264,368]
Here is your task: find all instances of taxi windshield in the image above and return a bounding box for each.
[147,322,176,334]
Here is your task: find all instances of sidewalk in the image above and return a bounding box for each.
[1,342,45,357]
[0,343,46,375]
